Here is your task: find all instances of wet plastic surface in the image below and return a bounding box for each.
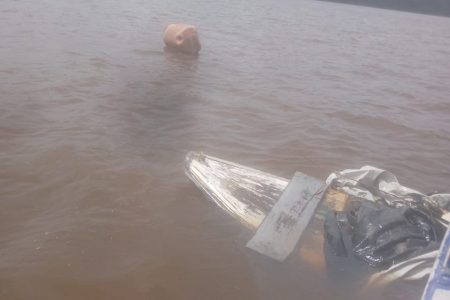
[325,200,445,270]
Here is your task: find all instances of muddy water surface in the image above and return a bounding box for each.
[1,0,450,299]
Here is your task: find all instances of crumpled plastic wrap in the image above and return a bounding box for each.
[325,166,450,222]
[328,200,444,267]
[324,166,448,272]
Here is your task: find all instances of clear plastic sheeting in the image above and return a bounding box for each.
[325,166,450,223]
[323,166,450,298]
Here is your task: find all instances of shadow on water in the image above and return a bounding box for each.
[163,46,200,69]
[109,46,203,168]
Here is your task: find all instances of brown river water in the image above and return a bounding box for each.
[1,0,450,299]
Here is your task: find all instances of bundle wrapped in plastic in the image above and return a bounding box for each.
[323,166,449,287]
[326,166,450,223]
[324,200,445,270]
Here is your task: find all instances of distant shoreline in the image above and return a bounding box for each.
[318,0,450,17]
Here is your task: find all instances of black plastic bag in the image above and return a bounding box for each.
[324,200,444,270]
